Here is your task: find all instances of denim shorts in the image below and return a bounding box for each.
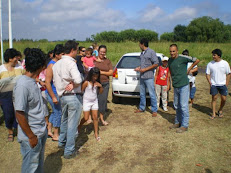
[190,87,196,99]
[210,85,228,96]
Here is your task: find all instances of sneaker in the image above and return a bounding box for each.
[176,127,188,133]
[169,124,180,129]
[163,107,168,112]
[64,151,77,159]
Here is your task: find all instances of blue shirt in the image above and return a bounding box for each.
[140,48,159,79]
[13,75,46,141]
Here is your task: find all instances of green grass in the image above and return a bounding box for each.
[1,41,231,66]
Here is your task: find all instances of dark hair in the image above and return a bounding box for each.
[212,49,222,57]
[23,47,31,56]
[4,48,19,62]
[85,67,101,90]
[25,48,46,73]
[17,51,22,58]
[64,40,79,54]
[182,49,189,56]
[139,38,149,47]
[53,44,64,58]
[98,45,107,52]
[86,48,93,54]
[170,44,178,50]
[79,46,85,51]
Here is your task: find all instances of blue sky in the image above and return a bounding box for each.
[1,0,231,41]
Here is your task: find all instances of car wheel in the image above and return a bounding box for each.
[112,94,120,104]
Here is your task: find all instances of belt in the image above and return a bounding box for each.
[62,93,83,96]
[62,93,76,96]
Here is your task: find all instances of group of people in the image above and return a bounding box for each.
[0,40,113,172]
[134,38,230,134]
[0,38,230,172]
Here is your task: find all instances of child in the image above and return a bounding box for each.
[92,43,99,57]
[155,56,170,111]
[82,48,101,72]
[78,67,103,141]
[182,49,198,111]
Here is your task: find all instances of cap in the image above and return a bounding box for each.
[162,56,169,61]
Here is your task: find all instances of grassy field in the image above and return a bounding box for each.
[1,41,231,66]
[0,74,231,173]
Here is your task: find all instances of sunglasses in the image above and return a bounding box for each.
[81,50,86,52]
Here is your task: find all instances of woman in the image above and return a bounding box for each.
[0,48,24,142]
[45,44,64,141]
[94,45,113,125]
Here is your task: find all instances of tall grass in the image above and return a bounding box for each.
[1,41,231,66]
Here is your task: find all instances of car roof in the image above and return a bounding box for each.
[123,52,164,57]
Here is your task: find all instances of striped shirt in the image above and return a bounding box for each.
[140,48,159,79]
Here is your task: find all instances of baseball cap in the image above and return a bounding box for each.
[162,56,169,61]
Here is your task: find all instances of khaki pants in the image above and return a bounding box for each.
[155,84,168,109]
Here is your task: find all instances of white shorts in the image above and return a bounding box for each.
[83,99,98,112]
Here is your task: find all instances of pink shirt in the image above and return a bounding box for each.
[82,56,96,67]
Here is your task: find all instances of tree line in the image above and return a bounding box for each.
[87,16,231,43]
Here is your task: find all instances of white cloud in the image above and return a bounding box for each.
[1,0,230,41]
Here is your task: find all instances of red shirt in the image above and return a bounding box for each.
[156,66,169,86]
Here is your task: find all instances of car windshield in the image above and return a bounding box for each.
[116,56,140,69]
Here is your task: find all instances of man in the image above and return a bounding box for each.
[134,38,159,117]
[13,48,47,172]
[53,40,82,159]
[206,49,230,119]
[76,46,86,77]
[168,44,200,133]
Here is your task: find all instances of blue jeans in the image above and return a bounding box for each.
[19,131,47,173]
[59,94,82,156]
[174,84,190,128]
[139,78,158,113]
[46,92,62,127]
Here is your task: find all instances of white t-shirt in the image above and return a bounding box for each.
[206,60,231,86]
[187,62,197,87]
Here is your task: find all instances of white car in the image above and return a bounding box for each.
[112,52,164,103]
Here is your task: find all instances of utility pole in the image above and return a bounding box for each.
[0,0,4,64]
[9,0,13,48]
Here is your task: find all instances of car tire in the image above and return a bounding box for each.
[112,94,120,104]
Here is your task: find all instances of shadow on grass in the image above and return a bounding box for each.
[0,115,4,125]
[44,150,63,173]
[76,109,112,150]
[193,103,212,117]
[158,111,175,124]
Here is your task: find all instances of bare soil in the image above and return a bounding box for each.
[0,74,231,173]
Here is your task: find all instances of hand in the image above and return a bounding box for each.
[134,67,141,71]
[94,82,102,88]
[39,81,46,87]
[29,135,38,148]
[65,82,74,91]
[139,68,145,73]
[52,96,58,104]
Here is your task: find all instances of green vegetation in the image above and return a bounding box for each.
[160,16,231,42]
[1,40,231,66]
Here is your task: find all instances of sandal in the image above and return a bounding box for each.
[102,121,108,126]
[210,115,216,120]
[8,134,14,142]
[217,111,224,118]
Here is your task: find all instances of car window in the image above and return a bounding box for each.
[116,56,140,69]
